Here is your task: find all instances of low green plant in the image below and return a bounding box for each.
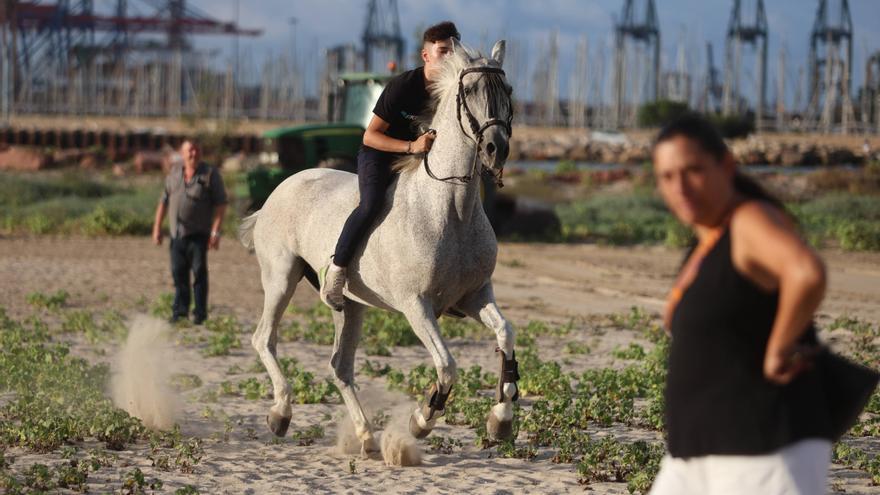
[120,467,163,494]
[613,343,647,361]
[565,342,591,355]
[290,425,325,446]
[495,438,537,460]
[833,442,880,485]
[259,357,340,404]
[26,290,69,311]
[0,309,147,452]
[575,437,664,494]
[555,160,578,174]
[427,435,462,454]
[170,374,203,392]
[284,303,484,355]
[81,205,152,235]
[361,360,392,377]
[556,192,673,245]
[203,328,241,357]
[150,292,174,320]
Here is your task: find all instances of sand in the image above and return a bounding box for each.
[1,236,879,493]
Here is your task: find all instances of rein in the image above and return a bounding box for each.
[423,66,513,188]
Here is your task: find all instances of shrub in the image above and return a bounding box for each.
[637,100,691,128]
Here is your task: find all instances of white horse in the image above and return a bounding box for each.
[239,40,519,455]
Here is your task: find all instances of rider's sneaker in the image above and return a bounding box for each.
[319,263,347,311]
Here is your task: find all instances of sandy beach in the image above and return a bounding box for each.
[1,236,879,494]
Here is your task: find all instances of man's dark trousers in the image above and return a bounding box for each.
[170,233,209,320]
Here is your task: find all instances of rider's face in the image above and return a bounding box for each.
[422,38,454,79]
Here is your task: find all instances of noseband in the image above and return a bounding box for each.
[423,66,513,187]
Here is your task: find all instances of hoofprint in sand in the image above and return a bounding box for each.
[0,236,879,494]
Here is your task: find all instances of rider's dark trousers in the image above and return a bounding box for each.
[333,147,395,267]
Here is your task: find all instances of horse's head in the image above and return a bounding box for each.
[451,39,513,178]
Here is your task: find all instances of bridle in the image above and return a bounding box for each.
[423,66,513,187]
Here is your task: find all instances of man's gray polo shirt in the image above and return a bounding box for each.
[161,162,228,239]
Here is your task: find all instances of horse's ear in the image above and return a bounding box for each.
[451,37,463,55]
[491,40,506,67]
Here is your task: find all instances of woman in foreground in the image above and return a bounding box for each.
[649,115,834,495]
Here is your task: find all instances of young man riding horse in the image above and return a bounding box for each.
[321,21,461,311]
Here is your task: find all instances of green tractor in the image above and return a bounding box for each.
[245,72,392,210]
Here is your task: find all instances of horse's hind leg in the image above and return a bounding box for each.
[402,300,457,439]
[328,301,379,457]
[252,252,304,437]
[458,283,519,442]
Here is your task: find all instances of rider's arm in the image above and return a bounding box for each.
[363,114,411,153]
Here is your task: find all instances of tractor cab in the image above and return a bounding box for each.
[245,73,392,210]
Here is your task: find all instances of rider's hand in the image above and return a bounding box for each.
[410,130,436,154]
[152,228,163,246]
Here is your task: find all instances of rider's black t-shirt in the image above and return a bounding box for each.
[371,67,431,143]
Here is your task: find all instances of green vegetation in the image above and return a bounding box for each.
[60,309,129,345]
[290,425,325,447]
[555,160,578,174]
[378,310,668,492]
[0,301,212,493]
[637,100,691,128]
[371,307,880,492]
[790,194,880,251]
[239,357,338,404]
[834,443,880,485]
[5,168,879,252]
[282,302,485,355]
[427,435,462,454]
[26,290,70,311]
[1,292,878,492]
[635,102,754,138]
[0,309,147,453]
[202,315,244,357]
[556,191,692,247]
[707,112,755,139]
[0,170,243,237]
[0,172,158,235]
[558,189,880,251]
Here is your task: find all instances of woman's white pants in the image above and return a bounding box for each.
[649,439,832,495]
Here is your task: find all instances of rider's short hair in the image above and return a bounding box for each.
[423,21,460,45]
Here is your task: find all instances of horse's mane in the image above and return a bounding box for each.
[392,44,502,174]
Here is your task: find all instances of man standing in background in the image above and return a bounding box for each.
[152,139,227,324]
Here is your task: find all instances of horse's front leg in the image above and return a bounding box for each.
[458,282,519,442]
[401,299,457,439]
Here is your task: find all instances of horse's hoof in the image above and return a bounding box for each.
[266,412,291,437]
[409,411,433,439]
[487,410,514,442]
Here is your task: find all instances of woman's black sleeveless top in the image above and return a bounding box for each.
[666,229,833,458]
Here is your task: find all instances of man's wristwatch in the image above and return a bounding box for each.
[406,141,412,154]
[210,230,220,238]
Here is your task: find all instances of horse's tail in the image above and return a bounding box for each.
[238,211,260,251]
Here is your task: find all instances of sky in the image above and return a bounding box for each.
[140,0,880,107]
